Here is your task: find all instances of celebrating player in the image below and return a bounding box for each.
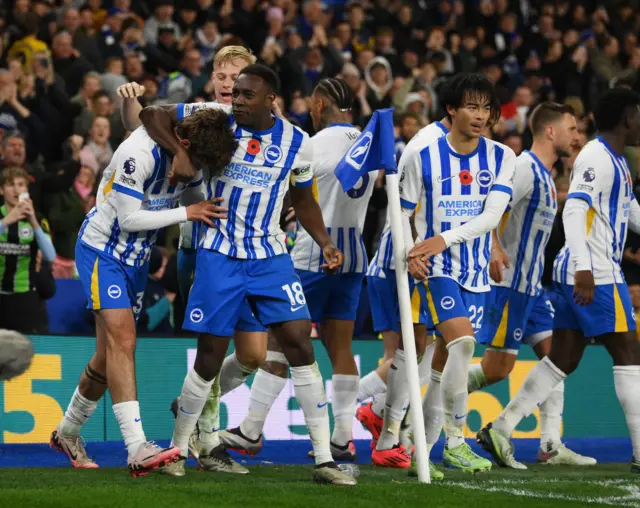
[219,77,374,462]
[356,116,452,479]
[396,73,516,473]
[119,46,270,474]
[472,102,595,468]
[140,65,356,485]
[50,107,236,476]
[478,87,640,474]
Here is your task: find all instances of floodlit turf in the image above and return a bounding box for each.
[1,464,638,508]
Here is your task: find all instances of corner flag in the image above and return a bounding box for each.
[334,108,397,191]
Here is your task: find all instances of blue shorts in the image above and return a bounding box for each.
[479,287,554,352]
[415,276,486,339]
[553,282,636,337]
[297,270,364,322]
[178,248,264,333]
[368,272,425,333]
[184,250,310,336]
[76,240,148,317]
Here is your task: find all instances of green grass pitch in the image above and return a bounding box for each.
[1,464,638,508]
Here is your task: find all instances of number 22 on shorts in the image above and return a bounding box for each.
[282,282,307,311]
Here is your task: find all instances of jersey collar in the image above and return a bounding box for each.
[435,121,450,134]
[327,123,353,128]
[596,135,624,160]
[525,150,551,173]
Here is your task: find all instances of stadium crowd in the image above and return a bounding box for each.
[1,0,640,335]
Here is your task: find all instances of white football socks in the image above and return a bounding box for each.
[198,375,222,452]
[442,336,475,450]
[331,374,359,446]
[240,369,287,441]
[357,370,386,402]
[419,342,435,385]
[171,369,214,457]
[219,353,257,395]
[467,363,488,393]
[113,401,146,456]
[493,356,566,437]
[290,363,332,465]
[614,365,640,460]
[376,349,409,450]
[423,369,444,452]
[59,387,99,437]
[539,380,564,451]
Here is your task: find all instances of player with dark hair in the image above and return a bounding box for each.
[479,87,640,474]
[220,77,375,462]
[50,108,234,476]
[140,65,356,485]
[470,102,595,467]
[397,73,515,472]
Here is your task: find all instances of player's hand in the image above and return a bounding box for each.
[186,198,228,227]
[321,244,343,274]
[170,149,197,184]
[490,244,510,283]
[409,235,446,261]
[408,255,429,280]
[117,82,146,99]
[573,270,595,306]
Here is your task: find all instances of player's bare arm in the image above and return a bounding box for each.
[139,104,196,183]
[289,183,343,273]
[489,227,510,283]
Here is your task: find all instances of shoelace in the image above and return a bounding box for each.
[211,446,233,465]
[70,436,90,460]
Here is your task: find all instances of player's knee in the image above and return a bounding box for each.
[237,349,266,371]
[261,361,288,378]
[483,364,510,385]
[549,353,578,376]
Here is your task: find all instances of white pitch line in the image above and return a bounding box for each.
[444,479,640,507]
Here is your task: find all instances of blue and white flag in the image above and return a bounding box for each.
[334,108,397,191]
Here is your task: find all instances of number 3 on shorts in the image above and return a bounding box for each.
[282,282,307,307]
[132,292,144,315]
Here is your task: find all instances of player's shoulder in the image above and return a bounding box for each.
[179,101,232,119]
[407,122,448,151]
[515,150,537,171]
[575,138,613,167]
[484,137,516,160]
[113,128,156,169]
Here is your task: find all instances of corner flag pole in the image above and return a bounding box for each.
[385,171,430,484]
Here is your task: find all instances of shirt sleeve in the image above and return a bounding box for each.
[563,197,591,272]
[290,133,314,188]
[489,146,516,197]
[508,158,534,210]
[398,146,424,215]
[566,149,610,207]
[440,190,511,248]
[109,146,154,201]
[115,192,188,232]
[176,102,231,121]
[628,198,640,235]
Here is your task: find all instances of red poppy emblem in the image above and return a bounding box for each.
[247,139,261,155]
[551,186,556,200]
[169,176,177,186]
[459,170,473,185]
[627,172,632,185]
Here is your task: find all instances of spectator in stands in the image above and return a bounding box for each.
[61,6,104,72]
[83,116,112,174]
[7,12,49,74]
[0,166,56,333]
[181,48,208,98]
[143,0,181,46]
[364,56,393,110]
[47,148,97,279]
[74,91,125,147]
[100,57,128,99]
[51,31,94,96]
[71,71,101,109]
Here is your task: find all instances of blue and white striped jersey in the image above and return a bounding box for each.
[177,102,314,259]
[367,121,449,279]
[79,127,203,267]
[554,137,636,285]
[495,151,557,295]
[291,123,375,273]
[400,135,516,292]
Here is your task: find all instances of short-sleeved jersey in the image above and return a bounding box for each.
[367,121,449,278]
[291,123,375,273]
[400,135,516,292]
[495,150,557,295]
[554,136,635,285]
[178,102,314,259]
[79,127,203,267]
[0,208,51,294]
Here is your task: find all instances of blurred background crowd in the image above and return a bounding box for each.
[1,0,640,337]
